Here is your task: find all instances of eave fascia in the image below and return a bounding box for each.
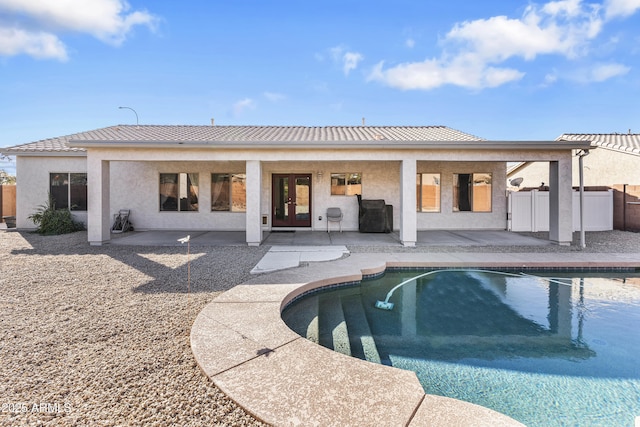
[0,150,86,157]
[67,140,595,150]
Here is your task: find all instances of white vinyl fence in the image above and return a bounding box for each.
[508,190,613,232]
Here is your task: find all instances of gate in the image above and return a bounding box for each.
[508,190,613,232]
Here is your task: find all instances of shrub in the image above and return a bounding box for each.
[28,195,85,235]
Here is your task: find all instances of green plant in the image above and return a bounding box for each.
[0,169,16,185]
[28,194,85,235]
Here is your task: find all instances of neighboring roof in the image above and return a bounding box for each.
[558,133,640,156]
[2,124,591,155]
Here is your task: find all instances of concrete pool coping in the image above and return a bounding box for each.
[191,251,640,426]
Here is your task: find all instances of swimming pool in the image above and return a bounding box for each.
[281,268,640,427]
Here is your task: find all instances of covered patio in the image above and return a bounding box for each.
[109,229,553,247]
[4,125,592,247]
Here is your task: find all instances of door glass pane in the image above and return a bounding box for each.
[295,176,310,221]
[274,176,289,222]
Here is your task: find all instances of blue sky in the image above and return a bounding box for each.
[2,0,640,175]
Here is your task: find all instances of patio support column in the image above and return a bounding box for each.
[549,158,572,245]
[400,159,417,247]
[88,157,110,246]
[245,160,262,246]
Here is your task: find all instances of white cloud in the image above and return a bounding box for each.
[571,62,630,82]
[542,0,586,17]
[369,0,633,90]
[343,51,364,75]
[369,57,524,90]
[542,72,559,86]
[231,98,256,116]
[604,0,640,18]
[329,45,364,76]
[263,92,286,102]
[0,27,68,60]
[590,62,630,80]
[405,38,416,48]
[0,0,158,60]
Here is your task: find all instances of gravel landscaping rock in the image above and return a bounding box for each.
[0,231,269,426]
[348,230,640,253]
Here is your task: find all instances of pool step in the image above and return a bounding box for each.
[283,295,320,344]
[318,294,352,356]
[286,288,382,363]
[341,294,382,364]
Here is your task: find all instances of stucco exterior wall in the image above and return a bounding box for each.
[108,160,401,232]
[108,159,507,232]
[15,145,570,237]
[15,156,87,229]
[110,161,247,231]
[417,161,507,230]
[509,148,640,188]
[262,161,400,231]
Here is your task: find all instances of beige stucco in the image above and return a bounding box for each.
[262,160,402,232]
[15,156,87,229]
[110,160,248,231]
[14,145,576,246]
[417,161,507,230]
[509,147,640,188]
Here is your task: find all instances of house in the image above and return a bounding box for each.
[508,133,640,189]
[1,125,591,246]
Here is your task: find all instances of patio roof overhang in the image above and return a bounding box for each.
[67,139,594,151]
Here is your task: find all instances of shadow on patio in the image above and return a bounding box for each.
[109,229,552,247]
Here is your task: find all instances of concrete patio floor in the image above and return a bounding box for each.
[111,229,555,275]
[110,229,553,247]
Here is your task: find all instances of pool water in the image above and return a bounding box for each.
[281,269,640,427]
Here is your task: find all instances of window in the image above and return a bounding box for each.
[416,173,440,212]
[211,173,246,212]
[453,173,492,212]
[331,173,361,195]
[159,173,199,211]
[50,173,87,211]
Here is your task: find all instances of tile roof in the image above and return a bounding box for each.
[2,125,485,154]
[2,134,86,154]
[558,133,640,156]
